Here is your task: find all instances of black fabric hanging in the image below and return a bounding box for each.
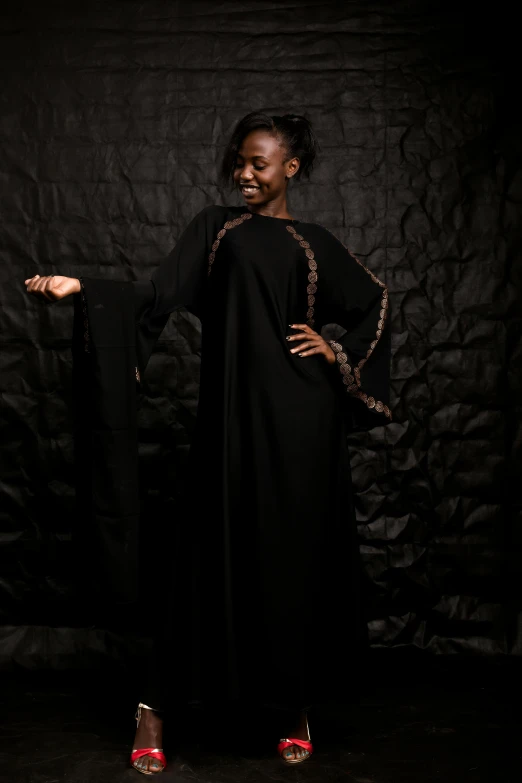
[72,279,141,613]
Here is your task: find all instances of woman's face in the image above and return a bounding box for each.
[233,129,299,207]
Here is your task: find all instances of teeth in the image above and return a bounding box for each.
[241,186,259,192]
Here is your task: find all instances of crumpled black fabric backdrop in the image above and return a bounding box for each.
[0,1,520,669]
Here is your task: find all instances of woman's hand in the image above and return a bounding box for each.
[24,275,81,302]
[286,323,336,365]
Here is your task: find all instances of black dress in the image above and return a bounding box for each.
[74,206,392,711]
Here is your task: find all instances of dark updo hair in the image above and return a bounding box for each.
[220,111,319,185]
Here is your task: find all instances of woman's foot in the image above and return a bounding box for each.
[281,711,311,762]
[132,706,165,774]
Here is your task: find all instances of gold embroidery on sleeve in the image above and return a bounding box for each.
[328,337,391,420]
[207,211,253,275]
[286,225,317,327]
[344,248,388,375]
[327,247,391,420]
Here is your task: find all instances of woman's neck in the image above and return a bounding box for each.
[247,197,292,220]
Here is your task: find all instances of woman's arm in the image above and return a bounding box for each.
[25,204,226,311]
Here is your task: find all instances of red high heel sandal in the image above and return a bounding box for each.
[130,702,167,775]
[278,712,313,765]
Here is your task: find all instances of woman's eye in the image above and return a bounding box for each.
[234,162,265,171]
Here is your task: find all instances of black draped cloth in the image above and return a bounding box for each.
[73,206,392,711]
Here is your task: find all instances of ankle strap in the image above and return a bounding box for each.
[135,702,161,725]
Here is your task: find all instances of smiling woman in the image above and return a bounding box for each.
[24,109,391,776]
[222,112,317,218]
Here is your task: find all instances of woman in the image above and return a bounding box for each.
[25,111,392,775]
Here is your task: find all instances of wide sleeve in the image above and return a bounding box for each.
[314,226,392,430]
[135,205,225,375]
[70,206,224,609]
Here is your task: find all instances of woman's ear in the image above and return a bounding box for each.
[285,157,300,179]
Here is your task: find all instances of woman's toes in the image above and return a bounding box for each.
[285,747,295,761]
[136,756,151,772]
[150,759,162,772]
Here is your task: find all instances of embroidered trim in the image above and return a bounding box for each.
[328,339,391,418]
[207,211,253,275]
[286,224,317,327]
[79,278,91,354]
[347,251,388,377]
[323,243,390,419]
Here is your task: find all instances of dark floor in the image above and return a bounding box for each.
[0,655,520,782]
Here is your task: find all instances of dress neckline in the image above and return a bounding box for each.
[245,210,299,224]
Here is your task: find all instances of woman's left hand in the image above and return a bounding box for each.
[286,323,336,365]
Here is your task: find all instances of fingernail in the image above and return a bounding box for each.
[298,353,304,357]
[285,336,291,340]
[286,752,292,757]
[151,762,159,769]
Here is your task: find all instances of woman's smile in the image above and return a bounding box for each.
[240,183,260,197]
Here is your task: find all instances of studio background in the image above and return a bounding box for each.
[0,0,520,670]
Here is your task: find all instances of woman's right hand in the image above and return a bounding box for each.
[24,275,81,302]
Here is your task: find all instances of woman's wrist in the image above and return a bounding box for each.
[325,346,336,365]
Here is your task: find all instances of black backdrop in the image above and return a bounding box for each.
[0,1,520,670]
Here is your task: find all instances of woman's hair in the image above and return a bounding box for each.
[220,111,319,185]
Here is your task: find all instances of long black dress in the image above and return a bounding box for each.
[73,205,391,711]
